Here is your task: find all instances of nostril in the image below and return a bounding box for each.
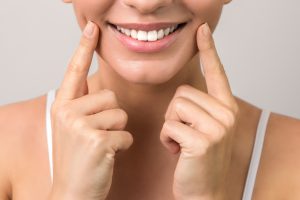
[123,0,169,14]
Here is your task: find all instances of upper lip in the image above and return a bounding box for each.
[108,22,186,31]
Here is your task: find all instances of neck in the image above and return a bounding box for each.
[87,54,207,138]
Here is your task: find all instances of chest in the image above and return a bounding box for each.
[13,158,283,200]
[14,156,177,200]
[11,128,281,200]
[106,146,179,200]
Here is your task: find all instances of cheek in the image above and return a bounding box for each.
[72,0,114,30]
[183,0,223,32]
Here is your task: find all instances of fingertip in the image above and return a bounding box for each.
[197,22,211,37]
[196,23,212,49]
[168,141,181,154]
[202,22,211,37]
[122,130,134,149]
[83,21,100,40]
[83,21,96,38]
[161,139,180,154]
[160,121,181,154]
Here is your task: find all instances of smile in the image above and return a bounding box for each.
[108,22,188,53]
[113,23,186,42]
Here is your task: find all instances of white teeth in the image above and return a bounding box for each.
[124,29,131,36]
[164,27,170,36]
[130,29,138,39]
[170,26,175,32]
[115,24,180,41]
[157,29,164,39]
[147,30,158,41]
[137,30,148,41]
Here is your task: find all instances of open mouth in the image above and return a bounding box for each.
[108,22,187,42]
[106,21,188,53]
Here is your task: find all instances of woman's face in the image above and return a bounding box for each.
[66,0,231,84]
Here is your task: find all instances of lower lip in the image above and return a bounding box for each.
[108,24,184,53]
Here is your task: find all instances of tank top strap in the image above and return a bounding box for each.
[46,89,56,183]
[242,109,271,200]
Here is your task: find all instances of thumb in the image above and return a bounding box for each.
[160,120,209,157]
[107,131,134,155]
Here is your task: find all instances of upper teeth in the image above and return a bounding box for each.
[116,25,179,41]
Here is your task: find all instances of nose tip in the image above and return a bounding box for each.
[123,0,173,14]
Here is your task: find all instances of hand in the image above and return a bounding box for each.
[160,23,239,200]
[50,21,133,200]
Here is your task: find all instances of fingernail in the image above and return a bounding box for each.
[84,21,95,38]
[202,23,211,37]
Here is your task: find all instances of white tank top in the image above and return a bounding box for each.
[45,89,271,200]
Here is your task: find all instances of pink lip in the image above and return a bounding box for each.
[108,23,185,53]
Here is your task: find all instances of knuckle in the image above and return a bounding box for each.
[232,103,240,117]
[68,62,85,74]
[213,123,227,142]
[88,130,109,148]
[71,117,88,130]
[218,123,227,135]
[105,151,117,162]
[102,89,118,103]
[53,104,74,122]
[173,97,186,111]
[175,84,191,96]
[102,89,115,98]
[223,108,237,128]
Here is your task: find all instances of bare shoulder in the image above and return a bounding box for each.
[255,111,300,199]
[0,94,47,199]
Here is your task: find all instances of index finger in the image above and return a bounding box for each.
[196,23,234,107]
[56,21,100,101]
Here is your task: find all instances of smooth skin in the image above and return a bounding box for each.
[1,1,300,200]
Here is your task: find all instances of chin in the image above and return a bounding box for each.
[116,60,181,85]
[98,51,197,85]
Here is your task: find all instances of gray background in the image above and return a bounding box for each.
[0,0,299,118]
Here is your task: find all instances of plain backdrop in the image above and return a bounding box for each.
[0,0,299,118]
